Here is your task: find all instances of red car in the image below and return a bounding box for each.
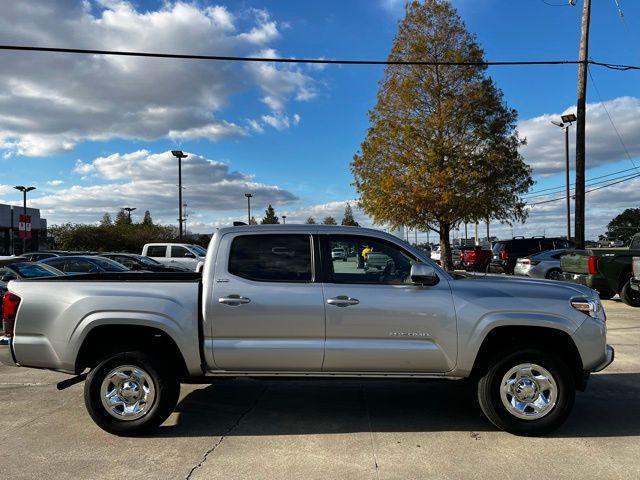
[461,246,492,272]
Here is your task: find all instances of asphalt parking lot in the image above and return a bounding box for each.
[1,299,639,480]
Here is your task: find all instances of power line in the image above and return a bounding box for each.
[587,67,640,174]
[528,172,640,206]
[523,166,640,197]
[524,171,640,199]
[0,44,639,70]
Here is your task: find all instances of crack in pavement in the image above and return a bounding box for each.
[185,386,268,480]
[361,386,381,480]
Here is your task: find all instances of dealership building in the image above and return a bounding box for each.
[0,203,46,256]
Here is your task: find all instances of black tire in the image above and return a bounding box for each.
[597,290,616,300]
[84,351,180,436]
[545,269,563,281]
[620,279,640,307]
[477,349,575,436]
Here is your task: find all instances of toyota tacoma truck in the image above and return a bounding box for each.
[1,225,613,436]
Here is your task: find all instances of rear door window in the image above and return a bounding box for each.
[146,246,167,257]
[228,234,312,282]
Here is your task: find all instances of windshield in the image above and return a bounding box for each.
[136,255,162,266]
[91,257,130,272]
[191,245,207,256]
[492,242,507,253]
[9,262,64,278]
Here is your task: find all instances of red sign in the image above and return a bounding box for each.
[18,214,32,239]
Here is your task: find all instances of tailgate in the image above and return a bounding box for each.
[560,250,592,274]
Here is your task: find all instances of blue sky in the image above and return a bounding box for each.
[1,0,639,240]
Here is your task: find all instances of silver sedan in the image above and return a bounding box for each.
[514,249,567,280]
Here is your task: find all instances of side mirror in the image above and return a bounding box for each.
[410,263,439,286]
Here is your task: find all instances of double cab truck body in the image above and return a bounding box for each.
[2,225,613,436]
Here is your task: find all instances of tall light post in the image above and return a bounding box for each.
[551,113,577,240]
[171,150,188,239]
[282,215,287,224]
[14,185,35,253]
[123,207,136,223]
[244,193,253,224]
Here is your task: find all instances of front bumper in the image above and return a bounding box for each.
[593,345,615,372]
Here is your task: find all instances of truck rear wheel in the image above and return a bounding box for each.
[84,351,180,436]
[477,349,575,436]
[620,279,640,307]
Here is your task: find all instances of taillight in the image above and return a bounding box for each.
[501,251,508,261]
[588,256,599,275]
[2,292,20,337]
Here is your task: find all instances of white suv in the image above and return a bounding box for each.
[141,243,206,271]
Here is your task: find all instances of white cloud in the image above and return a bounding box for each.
[46,180,64,186]
[260,112,301,131]
[0,1,318,156]
[34,149,298,224]
[519,96,640,175]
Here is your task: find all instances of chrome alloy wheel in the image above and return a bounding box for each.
[500,363,557,420]
[100,365,156,421]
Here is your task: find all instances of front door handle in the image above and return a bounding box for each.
[327,295,360,307]
[219,294,251,306]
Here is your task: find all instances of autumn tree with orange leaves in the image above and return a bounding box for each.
[352,0,532,269]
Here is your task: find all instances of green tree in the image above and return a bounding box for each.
[606,208,640,244]
[323,215,337,225]
[305,216,316,224]
[142,210,153,225]
[351,0,532,270]
[100,212,112,226]
[341,203,359,226]
[261,205,280,224]
[115,208,129,225]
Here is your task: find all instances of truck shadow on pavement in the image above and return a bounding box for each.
[150,372,640,439]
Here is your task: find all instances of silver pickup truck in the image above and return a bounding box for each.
[2,225,613,436]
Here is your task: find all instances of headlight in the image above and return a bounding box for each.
[571,296,605,320]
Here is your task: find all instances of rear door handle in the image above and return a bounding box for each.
[327,295,360,307]
[219,294,251,306]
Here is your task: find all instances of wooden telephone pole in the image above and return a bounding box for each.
[575,0,591,249]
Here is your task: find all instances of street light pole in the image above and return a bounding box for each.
[14,185,36,254]
[123,207,136,223]
[244,193,253,224]
[282,215,287,224]
[171,151,188,239]
[552,113,576,240]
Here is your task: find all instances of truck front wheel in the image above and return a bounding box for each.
[84,351,180,436]
[477,349,575,436]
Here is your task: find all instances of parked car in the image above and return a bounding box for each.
[331,247,348,262]
[99,253,192,272]
[364,251,393,271]
[142,243,206,271]
[430,245,461,268]
[561,233,640,306]
[18,251,62,262]
[513,249,568,280]
[461,246,492,272]
[490,237,574,275]
[2,225,613,437]
[39,256,130,274]
[1,261,64,344]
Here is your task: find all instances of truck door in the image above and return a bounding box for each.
[320,234,457,373]
[208,232,325,371]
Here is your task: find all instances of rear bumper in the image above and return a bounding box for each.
[560,272,612,293]
[593,345,615,372]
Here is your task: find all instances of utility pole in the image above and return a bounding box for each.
[575,0,591,249]
[475,222,479,246]
[486,218,490,243]
[245,193,253,224]
[171,151,188,239]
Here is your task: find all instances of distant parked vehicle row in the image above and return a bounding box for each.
[490,237,574,275]
[513,249,566,280]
